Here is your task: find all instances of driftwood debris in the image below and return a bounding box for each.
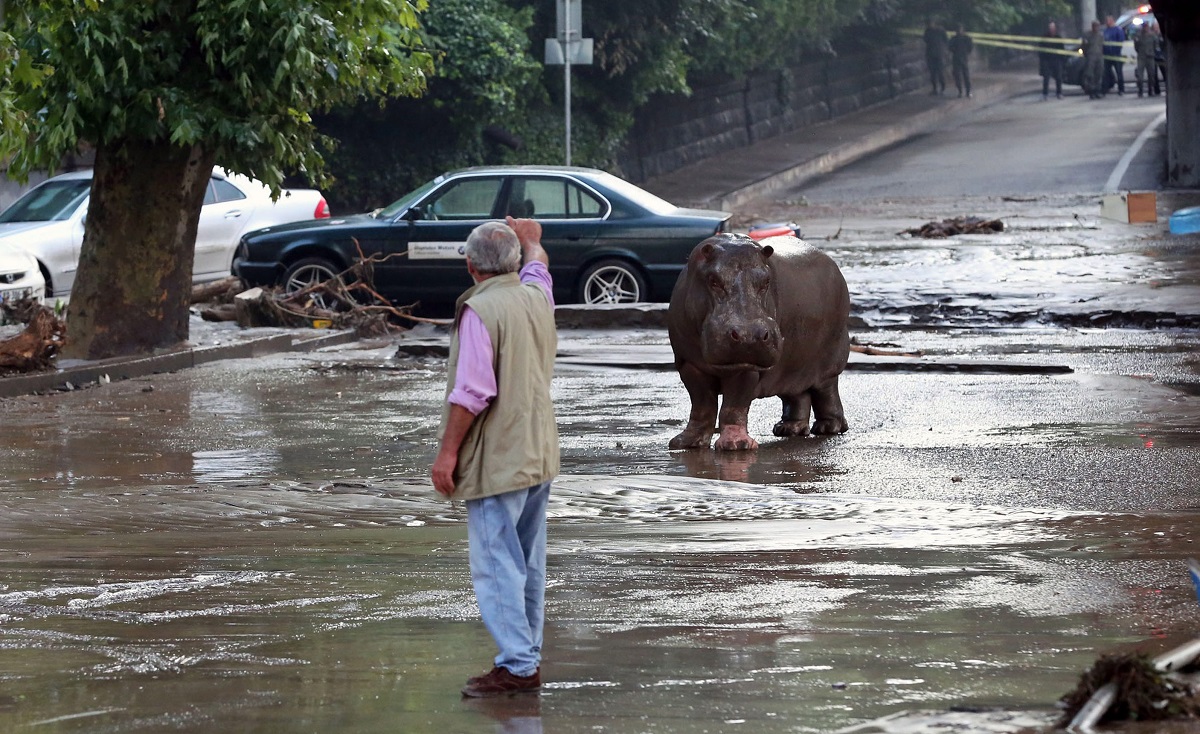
[1060,650,1200,728]
[194,276,246,323]
[224,243,448,336]
[902,216,1004,238]
[0,299,66,375]
[191,276,243,305]
[849,337,923,358]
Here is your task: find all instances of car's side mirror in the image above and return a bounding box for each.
[403,206,425,222]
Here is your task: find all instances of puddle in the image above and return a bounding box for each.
[1,326,1198,733]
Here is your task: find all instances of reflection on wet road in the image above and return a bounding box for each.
[0,327,1197,733]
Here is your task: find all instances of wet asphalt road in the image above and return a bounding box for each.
[1,319,1198,733]
[2,85,1200,733]
[775,86,1167,202]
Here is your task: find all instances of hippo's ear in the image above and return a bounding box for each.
[760,245,774,259]
[700,242,716,261]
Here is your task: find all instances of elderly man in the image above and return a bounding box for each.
[431,216,558,698]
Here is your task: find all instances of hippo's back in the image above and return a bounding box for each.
[757,235,850,391]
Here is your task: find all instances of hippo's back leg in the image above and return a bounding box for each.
[773,393,812,437]
[809,376,849,435]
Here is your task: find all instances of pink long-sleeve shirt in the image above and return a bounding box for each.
[448,261,554,415]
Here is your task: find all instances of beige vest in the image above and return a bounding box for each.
[439,272,559,501]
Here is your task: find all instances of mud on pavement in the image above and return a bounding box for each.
[1,304,1199,734]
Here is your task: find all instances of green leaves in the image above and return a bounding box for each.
[10,51,45,87]
[3,0,433,191]
[422,0,540,118]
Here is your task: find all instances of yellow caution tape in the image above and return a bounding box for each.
[901,27,1138,63]
[958,30,1083,44]
[971,36,1131,63]
[901,27,1140,46]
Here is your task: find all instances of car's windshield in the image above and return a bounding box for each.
[592,173,677,216]
[0,178,91,223]
[376,177,443,220]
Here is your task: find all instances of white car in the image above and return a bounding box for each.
[0,168,330,298]
[0,240,46,307]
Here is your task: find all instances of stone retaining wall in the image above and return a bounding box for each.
[618,41,927,183]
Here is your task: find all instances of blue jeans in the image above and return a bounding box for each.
[467,480,550,677]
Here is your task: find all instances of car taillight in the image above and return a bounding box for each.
[314,198,330,219]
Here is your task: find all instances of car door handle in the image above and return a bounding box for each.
[565,235,581,241]
[224,209,243,219]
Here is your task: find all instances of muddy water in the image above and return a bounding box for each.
[1,328,1198,733]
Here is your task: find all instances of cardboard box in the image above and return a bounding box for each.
[1101,192,1157,223]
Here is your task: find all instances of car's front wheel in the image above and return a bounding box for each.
[282,257,341,293]
[281,257,351,309]
[577,259,647,304]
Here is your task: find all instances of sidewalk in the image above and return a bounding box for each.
[0,317,358,399]
[641,69,1034,212]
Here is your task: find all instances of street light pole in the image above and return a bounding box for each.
[564,5,572,166]
[546,1,590,166]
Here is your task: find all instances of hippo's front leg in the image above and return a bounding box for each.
[714,371,760,451]
[669,362,720,450]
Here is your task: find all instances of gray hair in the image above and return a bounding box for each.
[465,221,522,275]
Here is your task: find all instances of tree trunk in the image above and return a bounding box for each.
[1165,38,1200,187]
[63,140,216,359]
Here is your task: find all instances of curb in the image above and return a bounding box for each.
[0,328,357,399]
[713,78,1031,212]
[394,339,1073,375]
[554,303,669,330]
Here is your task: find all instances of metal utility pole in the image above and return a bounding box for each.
[563,2,573,166]
[545,0,592,167]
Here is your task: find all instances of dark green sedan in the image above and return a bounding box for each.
[233,166,731,306]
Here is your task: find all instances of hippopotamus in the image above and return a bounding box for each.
[667,233,850,451]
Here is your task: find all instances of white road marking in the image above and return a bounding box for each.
[1104,111,1166,193]
[27,709,124,727]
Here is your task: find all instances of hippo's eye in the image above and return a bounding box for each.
[757,277,770,292]
[708,276,724,292]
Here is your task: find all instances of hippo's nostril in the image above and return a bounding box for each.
[757,329,770,342]
[730,330,741,342]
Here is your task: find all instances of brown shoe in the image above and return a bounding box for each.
[461,666,541,698]
[467,665,540,685]
[467,666,502,685]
